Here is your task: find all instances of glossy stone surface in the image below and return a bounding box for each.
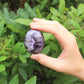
[24,30,44,54]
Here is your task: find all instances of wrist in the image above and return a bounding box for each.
[74,60,84,81]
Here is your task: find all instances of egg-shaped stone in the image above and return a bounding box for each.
[24,30,44,54]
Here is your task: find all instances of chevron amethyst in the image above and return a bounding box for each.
[24,30,44,54]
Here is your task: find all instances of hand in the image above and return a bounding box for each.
[29,18,84,81]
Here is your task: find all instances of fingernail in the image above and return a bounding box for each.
[31,25,38,28]
[31,54,38,60]
[30,23,36,25]
[33,18,39,21]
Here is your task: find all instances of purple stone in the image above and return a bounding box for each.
[24,30,44,54]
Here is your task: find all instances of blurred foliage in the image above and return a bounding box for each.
[0,0,84,84]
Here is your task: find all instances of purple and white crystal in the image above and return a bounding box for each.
[24,30,44,54]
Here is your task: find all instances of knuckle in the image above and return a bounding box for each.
[71,34,76,42]
[68,34,77,50]
[53,21,58,24]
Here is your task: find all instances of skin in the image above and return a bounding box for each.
[29,18,84,81]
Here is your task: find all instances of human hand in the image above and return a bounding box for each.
[29,18,84,81]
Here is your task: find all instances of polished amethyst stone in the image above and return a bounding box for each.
[24,30,44,54]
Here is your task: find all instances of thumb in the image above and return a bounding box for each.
[31,54,63,72]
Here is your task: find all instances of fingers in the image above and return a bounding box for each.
[30,19,56,34]
[33,18,45,22]
[30,18,75,48]
[31,54,64,72]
